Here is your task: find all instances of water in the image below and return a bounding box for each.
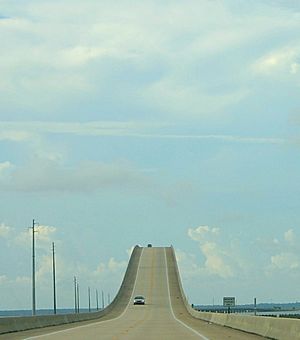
[0,308,101,317]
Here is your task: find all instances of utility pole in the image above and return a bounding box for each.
[77,282,80,313]
[96,289,99,311]
[88,287,91,312]
[74,276,77,313]
[52,242,57,314]
[32,219,38,316]
[108,293,110,305]
[102,290,104,309]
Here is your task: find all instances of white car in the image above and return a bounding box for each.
[133,296,145,305]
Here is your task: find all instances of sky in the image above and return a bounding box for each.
[0,0,300,310]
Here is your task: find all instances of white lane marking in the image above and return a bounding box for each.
[164,248,210,340]
[24,248,145,339]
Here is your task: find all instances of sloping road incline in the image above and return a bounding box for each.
[4,247,265,339]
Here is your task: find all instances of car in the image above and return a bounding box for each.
[133,296,145,305]
[147,244,152,247]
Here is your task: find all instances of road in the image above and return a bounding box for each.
[4,247,266,339]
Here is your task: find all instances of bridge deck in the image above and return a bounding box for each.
[3,247,265,339]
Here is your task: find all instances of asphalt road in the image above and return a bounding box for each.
[4,247,266,339]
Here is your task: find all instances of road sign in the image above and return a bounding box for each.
[223,297,235,307]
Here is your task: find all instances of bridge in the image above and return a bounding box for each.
[1,246,300,339]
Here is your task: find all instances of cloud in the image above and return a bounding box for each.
[36,255,53,282]
[284,229,296,244]
[0,121,287,145]
[0,121,169,140]
[175,249,204,279]
[35,225,57,243]
[2,0,299,122]
[14,225,57,250]
[187,226,234,278]
[200,242,233,278]
[0,222,129,301]
[107,257,127,272]
[0,159,146,193]
[0,275,8,284]
[60,46,107,67]
[257,228,299,253]
[0,223,13,238]
[0,130,33,142]
[93,257,127,276]
[90,248,131,284]
[144,79,249,118]
[270,252,300,270]
[0,161,13,174]
[264,0,300,11]
[290,62,300,74]
[126,246,135,257]
[253,45,300,76]
[15,276,31,284]
[188,225,220,242]
[263,229,300,274]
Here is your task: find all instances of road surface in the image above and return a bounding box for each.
[4,247,266,339]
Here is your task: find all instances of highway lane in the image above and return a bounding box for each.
[4,247,266,339]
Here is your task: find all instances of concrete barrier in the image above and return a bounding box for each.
[169,246,300,340]
[0,245,142,335]
[0,313,97,334]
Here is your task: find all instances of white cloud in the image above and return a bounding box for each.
[253,45,300,76]
[93,257,127,277]
[89,247,130,284]
[264,229,300,274]
[36,225,57,244]
[107,258,127,272]
[2,1,299,121]
[0,161,11,171]
[0,130,32,142]
[290,62,300,74]
[188,225,220,242]
[201,242,233,278]
[0,121,169,140]
[126,246,135,257]
[60,46,106,67]
[270,252,299,270]
[175,249,204,279]
[0,159,146,193]
[187,226,234,278]
[144,80,249,118]
[0,162,13,182]
[0,275,8,284]
[0,223,12,238]
[14,225,57,249]
[284,229,296,244]
[0,121,287,145]
[15,276,31,284]
[36,255,53,282]
[0,223,129,302]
